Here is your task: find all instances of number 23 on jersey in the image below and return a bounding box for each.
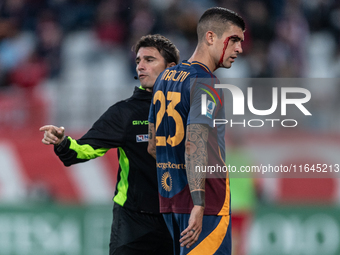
[153,91,184,147]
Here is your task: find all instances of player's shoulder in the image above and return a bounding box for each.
[154,61,215,94]
[189,61,215,78]
[162,61,211,82]
[173,61,215,81]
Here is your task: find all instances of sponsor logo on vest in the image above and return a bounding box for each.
[136,134,148,142]
[132,120,149,125]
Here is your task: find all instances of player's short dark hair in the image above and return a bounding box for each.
[134,34,180,65]
[197,7,245,42]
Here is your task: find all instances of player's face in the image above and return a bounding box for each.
[215,24,244,69]
[136,47,167,91]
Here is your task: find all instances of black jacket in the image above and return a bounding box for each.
[55,87,159,214]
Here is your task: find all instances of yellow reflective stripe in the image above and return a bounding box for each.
[68,137,109,159]
[113,147,129,206]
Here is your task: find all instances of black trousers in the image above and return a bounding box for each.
[109,203,173,255]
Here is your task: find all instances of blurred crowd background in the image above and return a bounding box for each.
[1,0,340,81]
[1,1,340,255]
[0,0,340,131]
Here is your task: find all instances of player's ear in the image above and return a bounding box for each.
[205,31,215,45]
[166,62,176,68]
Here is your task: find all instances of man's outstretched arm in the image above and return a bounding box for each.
[180,123,208,248]
[39,124,109,166]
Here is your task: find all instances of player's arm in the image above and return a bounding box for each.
[147,122,156,159]
[186,123,208,207]
[180,123,208,248]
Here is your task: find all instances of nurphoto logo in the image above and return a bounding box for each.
[201,84,312,128]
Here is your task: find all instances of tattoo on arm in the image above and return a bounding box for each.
[185,124,208,207]
[148,124,153,140]
[148,123,156,159]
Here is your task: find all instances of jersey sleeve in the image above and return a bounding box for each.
[54,104,126,166]
[188,77,222,128]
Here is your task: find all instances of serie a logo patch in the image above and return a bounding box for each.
[206,100,216,119]
[136,134,148,142]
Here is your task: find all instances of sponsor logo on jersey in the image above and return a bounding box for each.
[161,171,172,192]
[136,134,148,142]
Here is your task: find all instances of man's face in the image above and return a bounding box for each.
[136,47,167,91]
[215,24,244,69]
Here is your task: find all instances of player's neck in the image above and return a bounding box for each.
[188,46,216,73]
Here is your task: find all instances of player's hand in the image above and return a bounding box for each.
[39,125,65,145]
[179,205,204,248]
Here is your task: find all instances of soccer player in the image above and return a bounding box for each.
[39,34,179,255]
[148,8,245,255]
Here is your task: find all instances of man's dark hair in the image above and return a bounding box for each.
[197,7,245,42]
[134,34,180,65]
